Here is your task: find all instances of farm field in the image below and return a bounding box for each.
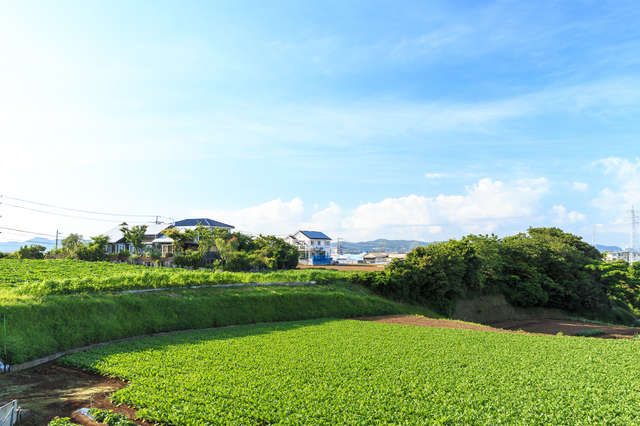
[62,319,640,425]
[0,259,429,364]
[0,259,359,296]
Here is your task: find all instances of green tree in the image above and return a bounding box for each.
[162,228,197,253]
[75,235,110,261]
[253,235,299,269]
[528,227,601,260]
[61,233,83,251]
[17,245,46,259]
[120,225,148,254]
[215,236,240,262]
[586,260,640,309]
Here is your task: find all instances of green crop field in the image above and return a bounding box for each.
[62,319,640,425]
[0,259,358,296]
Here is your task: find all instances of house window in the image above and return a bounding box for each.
[325,241,330,246]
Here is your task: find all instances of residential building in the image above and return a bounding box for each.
[151,218,235,256]
[104,223,171,254]
[605,251,633,262]
[285,231,332,265]
[103,218,234,256]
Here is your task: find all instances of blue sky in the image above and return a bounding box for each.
[1,0,640,246]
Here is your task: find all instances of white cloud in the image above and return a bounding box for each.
[591,158,640,220]
[550,205,586,225]
[594,157,640,191]
[572,182,588,191]
[192,198,305,236]
[194,177,552,241]
[341,177,550,239]
[425,173,455,179]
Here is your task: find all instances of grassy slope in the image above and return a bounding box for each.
[1,282,438,364]
[0,259,362,296]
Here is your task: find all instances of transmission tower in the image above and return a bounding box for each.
[628,206,640,263]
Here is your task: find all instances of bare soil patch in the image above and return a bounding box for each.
[487,317,639,338]
[0,362,151,426]
[296,264,385,272]
[357,315,640,339]
[356,315,522,334]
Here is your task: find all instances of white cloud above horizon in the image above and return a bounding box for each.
[193,177,552,241]
[550,205,586,225]
[591,158,640,224]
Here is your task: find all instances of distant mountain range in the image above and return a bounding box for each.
[0,237,60,253]
[332,240,622,254]
[596,244,623,252]
[332,239,434,254]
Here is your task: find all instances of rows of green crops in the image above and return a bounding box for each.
[0,259,358,296]
[62,319,640,425]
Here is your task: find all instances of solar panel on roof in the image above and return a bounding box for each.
[173,218,234,228]
[300,231,331,239]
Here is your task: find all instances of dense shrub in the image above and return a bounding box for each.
[353,227,640,317]
[173,250,203,268]
[17,244,46,260]
[574,329,604,337]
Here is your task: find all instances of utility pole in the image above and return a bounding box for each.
[337,238,342,255]
[56,230,59,249]
[591,226,596,248]
[627,206,639,264]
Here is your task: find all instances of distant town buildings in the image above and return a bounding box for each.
[605,250,633,262]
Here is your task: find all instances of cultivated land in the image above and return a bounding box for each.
[0,259,437,365]
[0,259,363,296]
[3,316,639,425]
[3,258,640,425]
[53,319,640,425]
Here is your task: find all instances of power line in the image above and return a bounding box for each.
[1,203,158,224]
[0,229,71,239]
[0,227,59,238]
[0,239,60,246]
[1,195,168,218]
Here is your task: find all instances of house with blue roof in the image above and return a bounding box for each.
[151,218,234,256]
[285,231,332,265]
[103,218,234,256]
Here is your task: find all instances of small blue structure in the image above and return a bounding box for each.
[312,254,331,265]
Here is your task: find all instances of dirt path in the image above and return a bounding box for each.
[487,317,639,338]
[0,363,153,426]
[357,315,522,334]
[358,315,640,338]
[4,315,637,425]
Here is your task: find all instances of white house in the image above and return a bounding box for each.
[103,218,234,256]
[103,223,172,254]
[151,218,235,256]
[285,231,332,264]
[605,250,633,262]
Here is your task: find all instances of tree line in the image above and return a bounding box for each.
[352,227,640,321]
[0,224,299,272]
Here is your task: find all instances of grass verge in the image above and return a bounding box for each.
[0,282,438,364]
